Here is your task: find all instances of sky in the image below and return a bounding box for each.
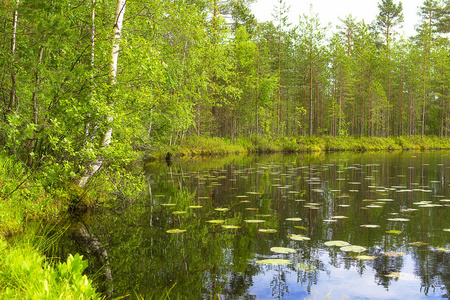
[250,0,425,37]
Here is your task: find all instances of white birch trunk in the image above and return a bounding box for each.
[78,0,126,188]
[85,0,96,140]
[8,0,19,112]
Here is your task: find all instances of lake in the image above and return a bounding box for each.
[61,151,450,299]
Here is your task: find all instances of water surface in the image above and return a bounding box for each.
[66,151,450,299]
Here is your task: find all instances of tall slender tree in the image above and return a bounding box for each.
[376,0,403,136]
[272,0,290,135]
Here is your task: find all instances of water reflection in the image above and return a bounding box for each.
[70,152,450,299]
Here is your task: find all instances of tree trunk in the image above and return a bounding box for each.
[78,0,126,188]
[85,0,97,142]
[399,66,404,136]
[422,48,427,137]
[8,0,19,114]
[309,44,313,137]
[27,46,44,167]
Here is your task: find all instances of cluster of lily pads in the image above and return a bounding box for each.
[161,159,450,271]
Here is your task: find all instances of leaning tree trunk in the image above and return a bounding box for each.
[78,0,126,188]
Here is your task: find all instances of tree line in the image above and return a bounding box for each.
[0,0,449,184]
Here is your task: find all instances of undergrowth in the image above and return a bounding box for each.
[0,225,100,299]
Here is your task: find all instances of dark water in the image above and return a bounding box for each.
[63,151,450,299]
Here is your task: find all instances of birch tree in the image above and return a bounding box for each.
[8,0,19,114]
[78,0,126,188]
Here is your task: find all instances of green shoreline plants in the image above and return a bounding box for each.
[168,136,450,158]
[0,233,99,299]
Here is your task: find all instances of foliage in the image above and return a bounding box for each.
[0,231,99,299]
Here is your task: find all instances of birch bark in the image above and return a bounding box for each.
[8,0,19,113]
[78,0,126,188]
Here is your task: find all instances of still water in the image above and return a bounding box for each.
[66,151,450,299]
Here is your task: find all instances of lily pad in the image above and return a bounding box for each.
[259,228,277,233]
[270,247,297,254]
[435,247,450,252]
[307,206,320,210]
[386,230,403,234]
[247,192,262,195]
[381,252,405,257]
[289,234,310,241]
[244,219,265,223]
[221,225,241,229]
[387,218,410,222]
[161,203,176,206]
[206,220,225,224]
[172,211,187,215]
[323,219,337,223]
[418,204,443,208]
[286,218,302,221]
[324,240,350,247]
[256,259,292,265]
[356,255,377,261]
[413,201,431,205]
[444,229,450,232]
[409,241,429,246]
[166,229,186,234]
[331,216,349,219]
[360,224,380,228]
[294,226,307,230]
[340,245,367,253]
[215,208,229,212]
[400,208,418,212]
[189,205,203,209]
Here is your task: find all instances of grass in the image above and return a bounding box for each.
[0,154,59,236]
[0,225,100,299]
[0,153,105,298]
[161,135,450,158]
